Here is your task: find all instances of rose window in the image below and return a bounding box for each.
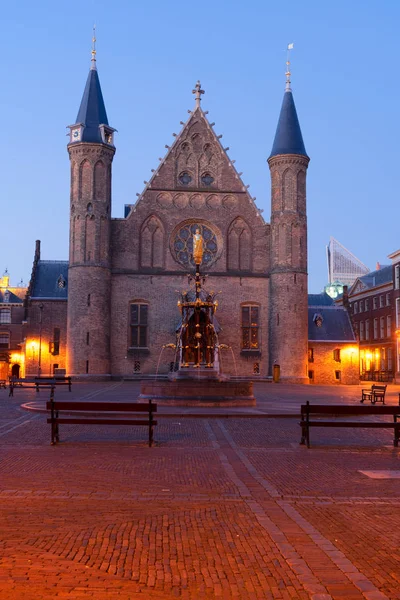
[172,222,219,267]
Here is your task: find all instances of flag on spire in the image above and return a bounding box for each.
[287,43,294,50]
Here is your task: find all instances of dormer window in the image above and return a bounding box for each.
[99,125,114,146]
[313,313,323,327]
[57,275,66,289]
[3,291,10,303]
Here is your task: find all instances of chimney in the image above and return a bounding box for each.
[342,285,349,309]
[376,261,381,271]
[35,240,41,261]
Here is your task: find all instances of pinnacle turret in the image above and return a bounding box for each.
[68,33,115,146]
[269,88,307,158]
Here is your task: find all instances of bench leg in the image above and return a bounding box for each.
[394,425,399,448]
[300,424,306,445]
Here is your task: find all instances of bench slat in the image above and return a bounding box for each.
[47,418,158,426]
[300,405,399,415]
[46,401,157,412]
[300,421,399,428]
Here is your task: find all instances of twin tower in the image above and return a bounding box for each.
[66,51,310,383]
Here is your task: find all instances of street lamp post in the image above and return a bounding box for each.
[38,303,44,377]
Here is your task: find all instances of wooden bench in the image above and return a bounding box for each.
[46,396,157,447]
[35,376,72,391]
[9,378,56,397]
[300,401,400,448]
[361,384,387,404]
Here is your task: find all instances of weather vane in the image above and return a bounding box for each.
[91,24,97,69]
[286,42,294,90]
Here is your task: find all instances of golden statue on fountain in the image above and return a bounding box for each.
[193,228,204,266]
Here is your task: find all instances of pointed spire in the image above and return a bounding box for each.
[73,29,110,144]
[269,46,307,158]
[192,81,204,108]
[269,88,307,158]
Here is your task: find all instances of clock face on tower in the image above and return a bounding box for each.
[71,128,81,142]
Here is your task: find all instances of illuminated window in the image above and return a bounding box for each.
[241,305,259,349]
[53,328,60,355]
[308,348,314,363]
[333,348,341,362]
[388,347,393,371]
[130,303,148,348]
[0,332,10,348]
[0,309,11,324]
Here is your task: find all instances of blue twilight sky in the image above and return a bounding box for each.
[1,0,399,293]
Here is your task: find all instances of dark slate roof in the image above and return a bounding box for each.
[269,90,307,158]
[308,307,356,342]
[357,264,392,289]
[0,289,24,304]
[31,261,68,299]
[76,68,108,143]
[308,293,334,306]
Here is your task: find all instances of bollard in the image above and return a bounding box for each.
[273,363,280,383]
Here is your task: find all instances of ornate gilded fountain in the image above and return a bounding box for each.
[140,228,255,405]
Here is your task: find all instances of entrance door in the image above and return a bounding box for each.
[11,364,20,378]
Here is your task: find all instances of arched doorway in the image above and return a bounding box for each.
[11,364,20,378]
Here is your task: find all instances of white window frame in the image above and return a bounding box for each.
[387,315,392,337]
[380,316,385,339]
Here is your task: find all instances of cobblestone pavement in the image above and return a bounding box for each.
[1,382,400,599]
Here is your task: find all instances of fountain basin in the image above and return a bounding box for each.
[139,379,255,407]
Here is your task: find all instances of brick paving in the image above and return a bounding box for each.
[1,382,400,598]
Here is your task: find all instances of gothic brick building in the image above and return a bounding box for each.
[25,51,311,383]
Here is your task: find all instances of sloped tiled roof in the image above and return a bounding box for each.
[308,306,356,342]
[350,264,392,294]
[308,292,334,307]
[31,261,68,299]
[0,289,25,304]
[75,67,109,143]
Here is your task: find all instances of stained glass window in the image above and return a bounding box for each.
[172,222,219,268]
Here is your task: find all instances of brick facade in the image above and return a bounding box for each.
[62,100,310,381]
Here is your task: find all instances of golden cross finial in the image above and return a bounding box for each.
[192,81,205,108]
[285,43,294,91]
[91,24,97,70]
